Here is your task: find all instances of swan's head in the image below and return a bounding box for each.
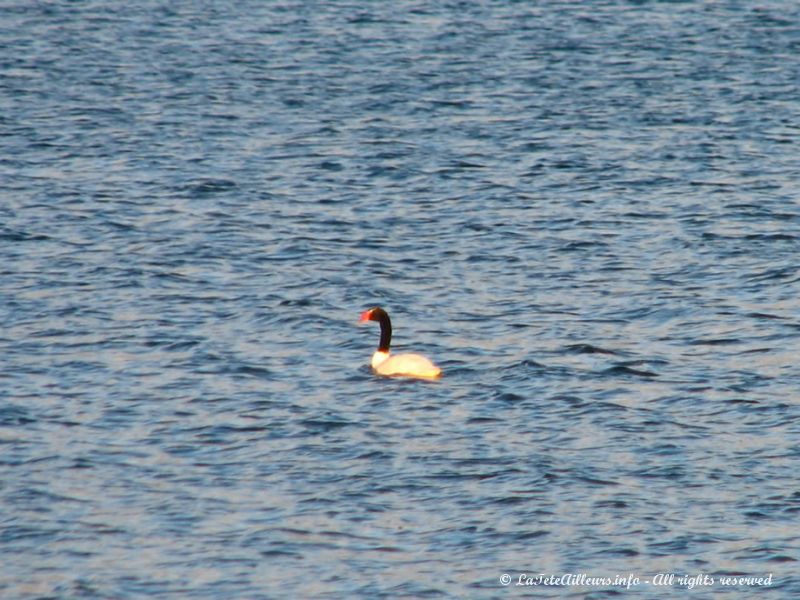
[359,307,387,323]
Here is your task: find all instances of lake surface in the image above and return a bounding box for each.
[2,1,800,598]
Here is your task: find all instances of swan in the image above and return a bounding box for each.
[359,307,442,379]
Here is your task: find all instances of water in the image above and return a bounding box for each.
[2,1,800,598]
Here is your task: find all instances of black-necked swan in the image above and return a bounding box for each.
[359,307,442,379]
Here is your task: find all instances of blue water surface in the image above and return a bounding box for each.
[2,1,800,598]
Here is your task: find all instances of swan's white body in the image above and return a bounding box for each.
[360,307,441,380]
[370,350,441,379]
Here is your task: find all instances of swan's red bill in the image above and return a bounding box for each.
[359,309,373,322]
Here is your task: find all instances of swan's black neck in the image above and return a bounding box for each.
[370,307,392,352]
